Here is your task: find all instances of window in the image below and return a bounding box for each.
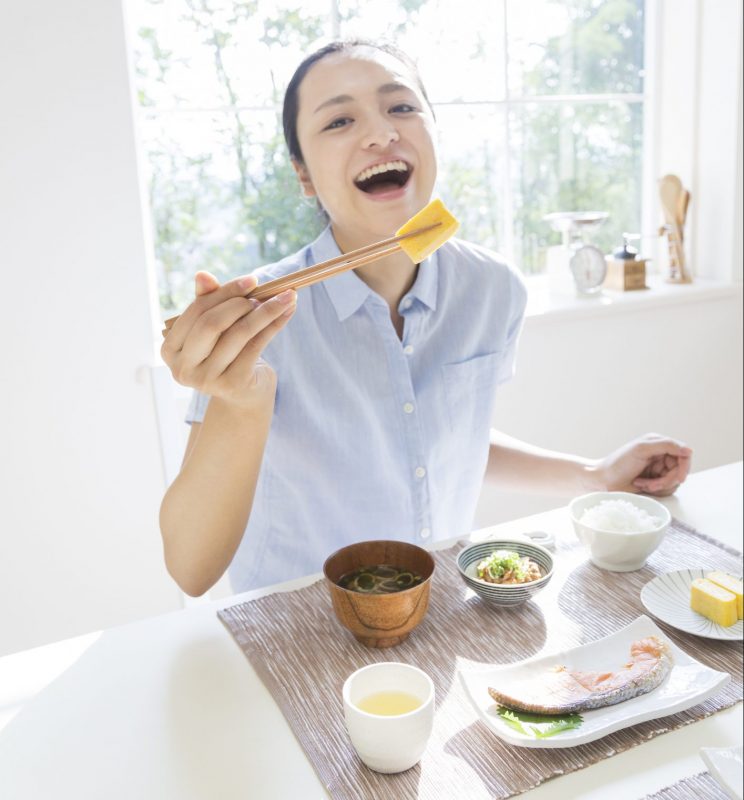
[132,0,645,312]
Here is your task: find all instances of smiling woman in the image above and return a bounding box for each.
[157,38,691,598]
[158,40,529,595]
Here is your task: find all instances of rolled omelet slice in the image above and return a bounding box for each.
[690,578,738,627]
[396,199,459,263]
[706,572,743,619]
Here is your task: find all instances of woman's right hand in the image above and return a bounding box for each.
[161,270,296,408]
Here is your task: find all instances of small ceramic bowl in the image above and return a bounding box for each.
[569,491,671,572]
[323,540,435,648]
[456,539,554,606]
[343,662,435,773]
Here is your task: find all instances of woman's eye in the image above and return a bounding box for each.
[391,103,417,114]
[324,117,352,130]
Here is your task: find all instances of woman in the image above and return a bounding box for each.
[159,40,691,596]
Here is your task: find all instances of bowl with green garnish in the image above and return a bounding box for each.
[323,540,435,648]
[456,539,554,606]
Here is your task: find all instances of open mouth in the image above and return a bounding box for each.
[353,160,412,195]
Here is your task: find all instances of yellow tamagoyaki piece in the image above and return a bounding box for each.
[690,578,738,627]
[706,572,743,619]
[396,199,460,263]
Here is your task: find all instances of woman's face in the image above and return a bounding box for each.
[293,47,438,243]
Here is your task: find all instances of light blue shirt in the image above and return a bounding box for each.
[187,226,527,591]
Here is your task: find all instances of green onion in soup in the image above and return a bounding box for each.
[338,564,424,594]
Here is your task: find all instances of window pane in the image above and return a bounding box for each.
[507,0,645,96]
[139,109,324,312]
[338,0,507,102]
[434,105,507,252]
[510,101,643,273]
[132,0,332,110]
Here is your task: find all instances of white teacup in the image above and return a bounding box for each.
[342,662,435,774]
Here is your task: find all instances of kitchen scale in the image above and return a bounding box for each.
[543,211,609,296]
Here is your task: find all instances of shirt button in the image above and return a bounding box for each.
[403,345,414,355]
[403,402,415,414]
[402,298,413,310]
[415,466,426,478]
[420,527,431,539]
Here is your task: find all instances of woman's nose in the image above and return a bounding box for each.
[362,118,400,149]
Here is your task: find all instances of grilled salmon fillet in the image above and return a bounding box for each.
[488,636,673,715]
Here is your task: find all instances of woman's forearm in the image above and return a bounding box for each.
[159,394,274,596]
[485,430,604,496]
[486,430,692,498]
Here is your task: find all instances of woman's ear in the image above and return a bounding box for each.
[291,159,316,198]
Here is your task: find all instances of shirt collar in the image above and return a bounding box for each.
[408,248,439,312]
[307,224,440,322]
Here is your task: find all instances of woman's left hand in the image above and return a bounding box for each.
[597,434,693,497]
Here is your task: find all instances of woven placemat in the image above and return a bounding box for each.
[219,521,743,800]
[642,770,733,799]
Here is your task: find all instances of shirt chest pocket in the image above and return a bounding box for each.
[441,351,503,434]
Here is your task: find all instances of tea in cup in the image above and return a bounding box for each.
[342,662,434,773]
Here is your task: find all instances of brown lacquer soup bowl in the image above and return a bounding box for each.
[323,540,435,648]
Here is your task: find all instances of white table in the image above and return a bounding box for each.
[1,463,741,799]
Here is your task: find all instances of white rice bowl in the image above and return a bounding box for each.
[569,491,671,572]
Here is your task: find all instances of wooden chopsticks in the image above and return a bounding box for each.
[161,222,440,335]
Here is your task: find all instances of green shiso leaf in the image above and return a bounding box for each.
[497,708,530,736]
[497,707,583,739]
[532,716,583,739]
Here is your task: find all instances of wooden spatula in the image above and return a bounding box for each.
[659,175,683,222]
[658,175,691,283]
[677,189,691,232]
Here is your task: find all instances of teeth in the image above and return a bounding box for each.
[355,160,408,184]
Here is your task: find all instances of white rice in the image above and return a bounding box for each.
[580,498,662,533]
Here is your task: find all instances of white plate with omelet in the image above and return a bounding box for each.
[641,569,743,641]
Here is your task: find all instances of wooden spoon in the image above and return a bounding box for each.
[677,189,690,230]
[659,174,684,225]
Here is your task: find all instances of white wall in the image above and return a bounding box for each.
[732,3,743,285]
[0,0,181,657]
[475,289,744,526]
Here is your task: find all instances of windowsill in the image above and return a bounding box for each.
[523,273,742,325]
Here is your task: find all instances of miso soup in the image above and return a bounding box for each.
[337,564,424,594]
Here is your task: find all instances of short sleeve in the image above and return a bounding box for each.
[496,269,528,385]
[185,389,210,424]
